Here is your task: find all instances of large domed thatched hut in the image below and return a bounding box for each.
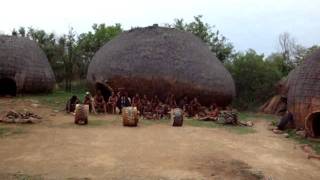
[288,49,320,137]
[87,26,235,106]
[0,35,55,96]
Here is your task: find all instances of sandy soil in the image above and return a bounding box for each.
[1,98,320,180]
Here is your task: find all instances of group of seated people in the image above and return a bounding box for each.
[66,90,221,120]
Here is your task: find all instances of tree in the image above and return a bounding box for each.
[61,28,79,92]
[266,53,293,77]
[77,23,123,78]
[169,15,234,62]
[226,49,282,109]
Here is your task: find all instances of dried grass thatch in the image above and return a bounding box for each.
[288,49,320,137]
[87,26,235,106]
[0,35,55,95]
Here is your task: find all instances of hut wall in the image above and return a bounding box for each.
[0,35,55,94]
[87,26,235,107]
[288,49,320,137]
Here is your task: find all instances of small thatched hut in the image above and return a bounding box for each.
[87,26,235,106]
[288,49,320,137]
[260,70,296,115]
[0,35,55,96]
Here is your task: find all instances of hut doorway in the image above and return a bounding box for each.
[95,82,112,102]
[307,112,320,137]
[0,78,17,97]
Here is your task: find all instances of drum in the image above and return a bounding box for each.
[171,108,183,127]
[122,107,139,127]
[74,104,89,125]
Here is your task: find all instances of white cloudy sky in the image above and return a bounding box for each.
[0,0,319,55]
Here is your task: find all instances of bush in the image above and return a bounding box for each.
[226,49,282,110]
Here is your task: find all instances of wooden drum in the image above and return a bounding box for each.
[171,108,183,127]
[74,104,89,125]
[122,107,139,127]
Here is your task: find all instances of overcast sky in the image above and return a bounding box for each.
[0,0,319,55]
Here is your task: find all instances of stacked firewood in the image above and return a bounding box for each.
[0,110,42,123]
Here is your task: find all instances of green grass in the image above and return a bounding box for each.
[285,129,320,154]
[238,112,278,122]
[184,118,256,134]
[20,89,87,109]
[0,126,25,138]
[0,173,44,180]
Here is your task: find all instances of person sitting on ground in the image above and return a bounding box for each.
[151,95,160,112]
[83,92,97,114]
[140,94,148,116]
[117,91,131,114]
[107,92,118,114]
[94,90,107,113]
[66,95,80,113]
[143,100,154,119]
[132,93,141,110]
[273,111,293,133]
[189,97,202,117]
[198,103,220,121]
[178,96,189,116]
[154,102,166,120]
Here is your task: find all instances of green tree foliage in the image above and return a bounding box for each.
[266,53,293,77]
[226,49,282,109]
[169,15,234,62]
[77,23,122,78]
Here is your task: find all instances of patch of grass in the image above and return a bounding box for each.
[185,118,256,134]
[20,89,87,109]
[286,129,320,154]
[0,126,25,138]
[140,118,170,126]
[238,112,278,122]
[0,173,44,180]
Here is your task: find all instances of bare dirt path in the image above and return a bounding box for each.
[1,98,320,180]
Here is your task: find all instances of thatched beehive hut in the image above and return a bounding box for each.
[0,35,55,96]
[87,26,235,106]
[288,49,320,137]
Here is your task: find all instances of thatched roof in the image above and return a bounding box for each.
[288,49,320,137]
[87,26,235,106]
[0,35,55,94]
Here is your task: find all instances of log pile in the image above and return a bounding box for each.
[259,95,287,116]
[0,110,42,123]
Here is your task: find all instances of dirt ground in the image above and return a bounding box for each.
[1,98,320,180]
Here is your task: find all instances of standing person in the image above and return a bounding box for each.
[83,92,97,114]
[107,92,118,114]
[117,91,131,114]
[94,90,107,113]
[66,95,80,113]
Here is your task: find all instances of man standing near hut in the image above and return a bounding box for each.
[117,91,131,114]
[83,92,97,114]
